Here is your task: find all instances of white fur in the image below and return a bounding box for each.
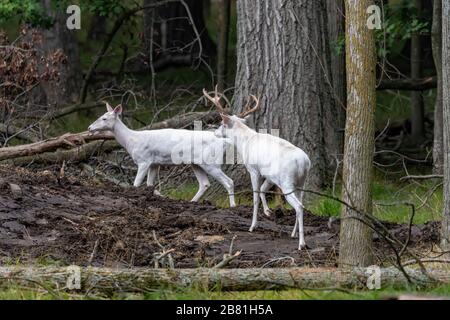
[88,104,236,207]
[215,114,311,249]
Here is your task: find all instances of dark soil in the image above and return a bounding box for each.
[0,165,439,268]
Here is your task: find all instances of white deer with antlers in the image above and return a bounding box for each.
[203,87,311,250]
[88,102,236,207]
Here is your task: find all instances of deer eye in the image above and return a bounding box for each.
[102,118,107,121]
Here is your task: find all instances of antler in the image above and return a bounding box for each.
[239,94,260,118]
[203,85,228,114]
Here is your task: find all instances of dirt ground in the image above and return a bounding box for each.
[0,165,439,268]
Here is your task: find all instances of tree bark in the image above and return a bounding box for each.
[0,266,449,293]
[410,0,426,142]
[432,0,443,174]
[441,0,450,251]
[233,0,340,189]
[339,0,376,268]
[216,0,231,90]
[35,0,81,106]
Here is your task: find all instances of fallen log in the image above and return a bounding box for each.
[0,111,218,163]
[0,267,449,293]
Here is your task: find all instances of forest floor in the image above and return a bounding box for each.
[0,165,439,269]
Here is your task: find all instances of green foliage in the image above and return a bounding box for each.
[0,0,52,27]
[375,0,429,58]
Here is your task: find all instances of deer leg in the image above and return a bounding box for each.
[291,176,306,238]
[249,171,262,232]
[134,163,151,187]
[200,165,236,207]
[285,192,306,250]
[260,179,274,216]
[190,165,210,202]
[147,164,162,196]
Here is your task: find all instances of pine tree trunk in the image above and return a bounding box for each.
[233,0,340,189]
[433,0,443,174]
[441,0,450,251]
[339,0,376,268]
[410,0,425,142]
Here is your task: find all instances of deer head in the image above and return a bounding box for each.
[88,102,122,133]
[203,87,260,139]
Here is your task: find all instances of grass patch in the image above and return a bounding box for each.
[163,171,442,225]
[309,175,441,225]
[2,283,450,300]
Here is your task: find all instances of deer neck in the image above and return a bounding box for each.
[112,119,137,152]
[233,125,257,153]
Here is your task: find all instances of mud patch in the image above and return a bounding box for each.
[0,165,439,268]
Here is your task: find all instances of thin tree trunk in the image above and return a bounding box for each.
[216,0,231,91]
[441,0,450,251]
[339,0,376,268]
[233,0,339,189]
[34,0,81,106]
[410,0,425,142]
[326,0,346,152]
[433,0,443,174]
[88,13,107,41]
[140,0,216,71]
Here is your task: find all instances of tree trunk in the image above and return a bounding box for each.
[216,0,231,90]
[433,0,443,174]
[233,0,340,189]
[339,0,376,268]
[88,13,107,41]
[140,0,216,70]
[1,266,449,293]
[441,0,450,251]
[410,0,425,142]
[326,0,346,151]
[34,0,81,106]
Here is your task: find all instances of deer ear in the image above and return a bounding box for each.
[220,113,231,126]
[105,102,114,112]
[113,104,123,115]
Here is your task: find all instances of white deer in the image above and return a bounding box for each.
[87,102,236,207]
[203,88,311,250]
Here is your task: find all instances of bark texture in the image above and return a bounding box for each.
[442,0,450,250]
[233,0,340,189]
[0,266,449,292]
[339,0,376,268]
[433,0,443,174]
